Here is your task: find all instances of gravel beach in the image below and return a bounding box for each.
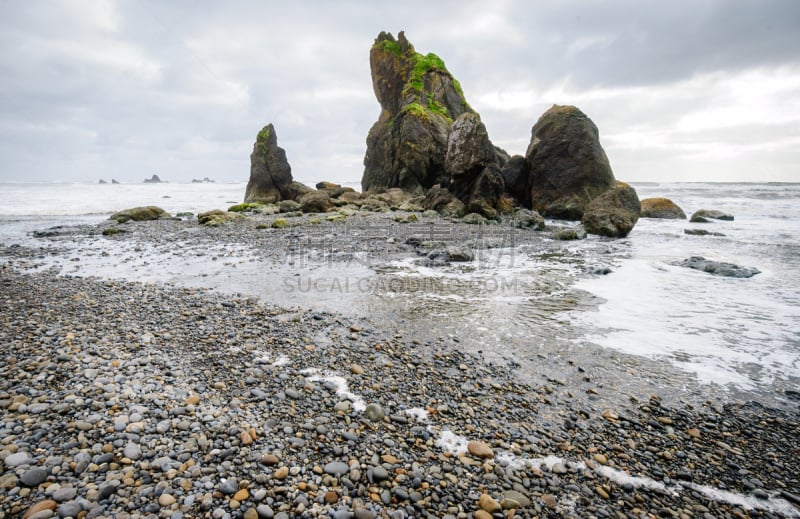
[1,212,799,518]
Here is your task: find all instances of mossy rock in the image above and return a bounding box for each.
[175,212,194,218]
[308,217,322,225]
[462,213,487,225]
[326,214,347,222]
[640,198,686,219]
[271,218,289,229]
[198,210,243,227]
[255,224,269,230]
[278,200,301,213]
[110,206,170,223]
[228,202,263,213]
[102,227,125,236]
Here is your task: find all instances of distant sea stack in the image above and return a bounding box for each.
[144,174,162,183]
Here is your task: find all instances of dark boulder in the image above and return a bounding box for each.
[684,229,726,237]
[640,197,686,219]
[110,206,170,223]
[690,209,734,223]
[581,183,641,238]
[676,256,759,278]
[513,208,545,230]
[501,155,529,206]
[526,105,616,219]
[299,191,333,213]
[445,112,505,218]
[244,124,294,203]
[421,185,466,217]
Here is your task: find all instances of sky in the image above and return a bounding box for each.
[1,0,799,186]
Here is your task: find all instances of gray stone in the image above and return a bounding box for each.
[219,478,238,495]
[324,462,350,476]
[4,452,31,467]
[20,467,48,486]
[123,442,141,460]
[364,403,385,422]
[676,256,760,278]
[53,486,78,502]
[57,501,82,518]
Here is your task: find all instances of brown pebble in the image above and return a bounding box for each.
[467,440,494,459]
[478,493,501,513]
[158,494,176,506]
[324,491,339,504]
[240,430,253,446]
[261,453,280,465]
[596,486,610,499]
[540,494,557,509]
[593,453,608,465]
[23,500,57,519]
[186,395,200,405]
[687,428,701,438]
[233,489,249,501]
[273,466,289,480]
[475,510,493,519]
[350,364,364,375]
[243,509,259,519]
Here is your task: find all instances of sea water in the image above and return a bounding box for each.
[1,181,798,409]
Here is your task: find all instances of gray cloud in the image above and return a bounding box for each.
[1,0,798,185]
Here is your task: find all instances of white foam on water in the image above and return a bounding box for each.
[404,407,430,422]
[271,356,291,367]
[303,369,366,412]
[434,429,468,455]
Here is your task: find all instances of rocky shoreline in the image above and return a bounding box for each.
[1,252,799,518]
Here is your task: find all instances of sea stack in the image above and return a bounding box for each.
[244,124,294,204]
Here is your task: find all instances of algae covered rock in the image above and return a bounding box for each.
[526,105,616,219]
[110,206,170,223]
[362,31,476,195]
[244,124,294,203]
[640,197,686,219]
[581,183,641,238]
[197,210,243,227]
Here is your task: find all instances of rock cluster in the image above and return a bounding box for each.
[358,32,631,234]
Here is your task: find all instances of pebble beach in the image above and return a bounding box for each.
[1,213,799,519]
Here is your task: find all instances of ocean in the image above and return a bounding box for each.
[1,181,798,411]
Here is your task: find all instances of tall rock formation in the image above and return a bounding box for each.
[362,31,480,195]
[244,124,294,204]
[524,105,616,220]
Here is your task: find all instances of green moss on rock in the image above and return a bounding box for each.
[271,218,289,229]
[228,202,262,213]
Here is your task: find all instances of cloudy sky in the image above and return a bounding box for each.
[2,0,799,186]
